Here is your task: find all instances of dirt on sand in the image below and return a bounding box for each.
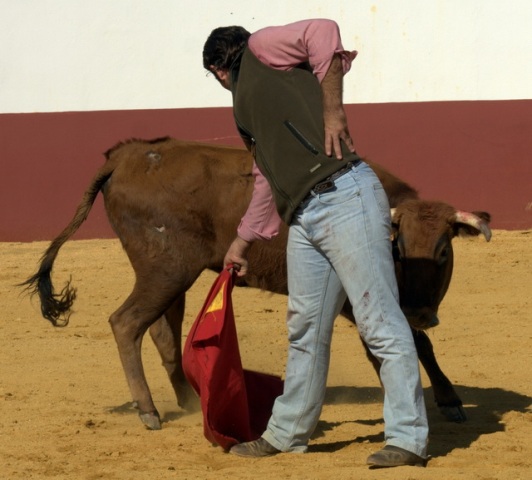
[1,230,531,479]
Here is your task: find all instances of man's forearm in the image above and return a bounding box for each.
[321,54,355,158]
[321,54,344,114]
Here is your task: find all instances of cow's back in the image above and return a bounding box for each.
[102,138,256,270]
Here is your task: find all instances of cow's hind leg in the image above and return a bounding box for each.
[413,330,467,422]
[149,294,199,413]
[109,283,182,430]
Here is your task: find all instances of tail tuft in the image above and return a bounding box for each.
[21,270,77,327]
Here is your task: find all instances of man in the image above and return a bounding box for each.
[202,18,429,468]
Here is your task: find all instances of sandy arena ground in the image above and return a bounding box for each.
[1,230,531,479]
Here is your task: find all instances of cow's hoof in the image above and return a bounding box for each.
[439,404,467,423]
[139,410,162,430]
[178,386,200,413]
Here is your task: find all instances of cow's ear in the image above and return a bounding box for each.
[452,211,492,242]
[472,211,491,224]
[453,223,479,238]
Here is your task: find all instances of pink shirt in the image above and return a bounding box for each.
[236,19,357,242]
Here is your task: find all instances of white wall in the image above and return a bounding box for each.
[1,0,530,113]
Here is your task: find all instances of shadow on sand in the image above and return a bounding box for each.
[105,385,530,458]
[105,401,187,424]
[310,384,531,456]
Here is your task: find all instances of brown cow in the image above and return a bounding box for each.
[23,137,491,430]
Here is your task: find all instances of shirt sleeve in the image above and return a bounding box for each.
[248,18,357,83]
[237,161,282,242]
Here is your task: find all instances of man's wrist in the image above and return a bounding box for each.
[234,236,252,251]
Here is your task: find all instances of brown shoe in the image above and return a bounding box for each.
[229,437,280,458]
[367,445,427,468]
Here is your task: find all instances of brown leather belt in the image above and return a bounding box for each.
[311,160,359,194]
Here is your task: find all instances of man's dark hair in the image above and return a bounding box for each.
[202,26,251,71]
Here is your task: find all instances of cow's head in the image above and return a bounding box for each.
[391,200,491,331]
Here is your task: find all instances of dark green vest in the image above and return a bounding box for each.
[231,47,361,224]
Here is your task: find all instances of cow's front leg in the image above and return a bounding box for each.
[109,293,162,430]
[413,330,467,422]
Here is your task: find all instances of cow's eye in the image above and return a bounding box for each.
[392,235,405,262]
[437,246,449,265]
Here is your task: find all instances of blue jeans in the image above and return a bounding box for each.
[262,162,428,457]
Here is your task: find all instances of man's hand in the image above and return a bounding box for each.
[321,54,356,159]
[323,106,355,159]
[224,236,252,277]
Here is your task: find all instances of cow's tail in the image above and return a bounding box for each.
[21,159,119,327]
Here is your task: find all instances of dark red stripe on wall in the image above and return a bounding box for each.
[1,100,530,241]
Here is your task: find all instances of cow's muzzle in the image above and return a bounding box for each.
[404,310,440,330]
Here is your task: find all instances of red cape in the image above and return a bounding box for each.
[182,268,283,450]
